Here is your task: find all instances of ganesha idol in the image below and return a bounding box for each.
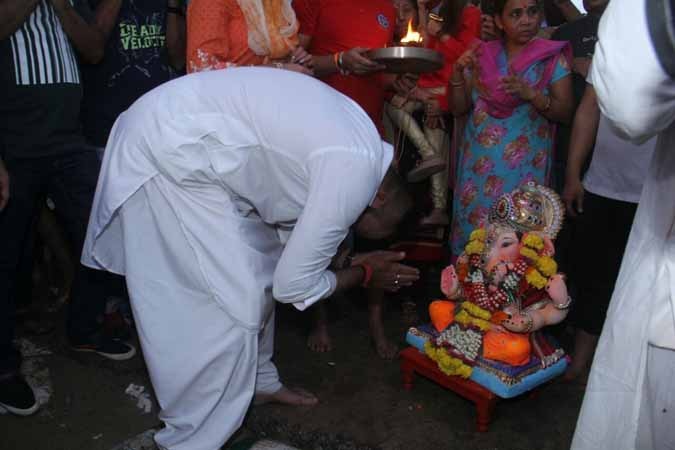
[406,182,571,398]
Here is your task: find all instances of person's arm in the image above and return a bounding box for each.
[0,157,9,212]
[272,152,417,309]
[50,0,106,63]
[450,49,476,116]
[501,53,574,124]
[305,44,382,78]
[591,0,675,142]
[165,0,186,70]
[534,71,574,124]
[0,0,39,40]
[88,0,122,39]
[562,83,600,216]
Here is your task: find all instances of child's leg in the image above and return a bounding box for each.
[421,125,450,225]
[425,126,449,210]
[307,301,332,353]
[384,101,436,160]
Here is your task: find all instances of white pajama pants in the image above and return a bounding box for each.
[119,177,281,450]
[636,344,675,450]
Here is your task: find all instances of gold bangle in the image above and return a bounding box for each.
[553,295,573,310]
[451,80,464,87]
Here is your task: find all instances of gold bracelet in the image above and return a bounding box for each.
[553,295,573,310]
[451,80,465,87]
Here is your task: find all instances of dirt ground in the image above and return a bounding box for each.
[1,281,585,450]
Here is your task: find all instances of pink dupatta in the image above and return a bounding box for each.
[475,38,572,119]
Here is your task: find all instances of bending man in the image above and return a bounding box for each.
[82,67,419,450]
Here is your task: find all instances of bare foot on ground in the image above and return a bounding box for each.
[307,324,332,353]
[254,386,319,406]
[369,314,398,360]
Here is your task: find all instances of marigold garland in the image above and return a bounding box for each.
[525,266,548,289]
[523,233,544,250]
[462,302,492,321]
[465,240,484,255]
[455,309,491,331]
[469,228,487,242]
[424,341,473,378]
[520,246,539,261]
[536,255,557,277]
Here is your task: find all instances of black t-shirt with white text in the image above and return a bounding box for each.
[80,0,176,147]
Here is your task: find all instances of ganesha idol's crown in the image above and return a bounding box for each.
[488,182,565,239]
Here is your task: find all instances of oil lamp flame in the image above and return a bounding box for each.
[400,19,422,44]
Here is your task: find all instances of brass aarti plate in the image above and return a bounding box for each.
[369,46,443,74]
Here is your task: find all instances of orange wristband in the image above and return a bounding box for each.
[355,263,373,288]
[333,52,340,69]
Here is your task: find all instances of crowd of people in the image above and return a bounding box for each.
[0,0,672,449]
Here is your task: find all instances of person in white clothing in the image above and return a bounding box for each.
[571,0,675,449]
[562,79,656,382]
[82,67,420,450]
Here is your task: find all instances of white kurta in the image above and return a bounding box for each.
[571,1,675,449]
[82,68,392,450]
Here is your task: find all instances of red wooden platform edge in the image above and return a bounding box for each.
[399,346,497,432]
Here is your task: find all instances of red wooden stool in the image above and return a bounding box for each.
[400,346,497,432]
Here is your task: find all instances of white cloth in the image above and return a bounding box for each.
[582,114,655,203]
[83,68,392,449]
[120,180,261,450]
[572,1,675,449]
[83,67,392,327]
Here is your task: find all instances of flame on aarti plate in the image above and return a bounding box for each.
[400,19,422,44]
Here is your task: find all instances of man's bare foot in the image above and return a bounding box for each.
[307,324,332,353]
[254,386,319,407]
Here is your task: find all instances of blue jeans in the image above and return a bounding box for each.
[0,149,107,374]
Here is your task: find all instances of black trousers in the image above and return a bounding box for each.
[569,190,638,335]
[0,150,108,374]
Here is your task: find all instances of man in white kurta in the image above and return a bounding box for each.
[82,67,398,450]
[571,0,675,449]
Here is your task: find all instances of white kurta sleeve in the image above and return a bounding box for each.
[272,150,380,310]
[591,0,675,143]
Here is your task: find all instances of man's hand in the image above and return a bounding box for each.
[0,159,10,211]
[340,47,385,75]
[353,251,420,292]
[562,176,584,217]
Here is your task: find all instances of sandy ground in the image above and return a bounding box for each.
[1,285,584,450]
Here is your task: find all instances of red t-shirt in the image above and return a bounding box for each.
[294,0,395,130]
